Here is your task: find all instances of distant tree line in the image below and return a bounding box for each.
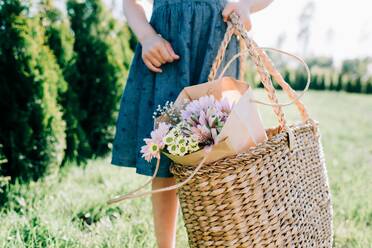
[245,56,372,94]
[0,0,134,196]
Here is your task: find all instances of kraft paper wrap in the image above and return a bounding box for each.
[162,76,267,166]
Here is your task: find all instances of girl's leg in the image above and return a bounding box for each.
[151,177,179,248]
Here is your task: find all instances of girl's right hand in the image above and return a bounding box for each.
[140,33,180,73]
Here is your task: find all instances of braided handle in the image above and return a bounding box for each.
[218,48,311,109]
[208,22,242,82]
[231,15,310,122]
[210,12,310,124]
[253,46,310,121]
[211,13,287,130]
[108,151,209,204]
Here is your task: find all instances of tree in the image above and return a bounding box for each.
[0,144,10,203]
[345,81,353,93]
[127,26,138,51]
[117,24,134,70]
[305,56,333,69]
[318,74,326,90]
[335,73,343,91]
[39,0,90,165]
[366,78,372,94]
[354,76,362,93]
[294,68,307,90]
[0,0,66,181]
[40,0,74,74]
[310,74,317,90]
[67,0,127,158]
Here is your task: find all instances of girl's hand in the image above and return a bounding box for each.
[222,0,253,31]
[140,33,180,73]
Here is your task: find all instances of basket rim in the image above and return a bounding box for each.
[172,119,319,170]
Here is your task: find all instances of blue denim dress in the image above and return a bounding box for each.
[111,0,240,177]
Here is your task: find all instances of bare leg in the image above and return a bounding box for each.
[152,177,179,248]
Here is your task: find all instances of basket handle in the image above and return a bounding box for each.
[107,150,210,204]
[208,16,287,130]
[252,45,310,121]
[210,12,310,122]
[217,47,310,114]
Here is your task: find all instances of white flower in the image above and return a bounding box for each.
[187,138,200,152]
[176,144,188,156]
[163,133,176,146]
[176,136,186,145]
[167,144,178,155]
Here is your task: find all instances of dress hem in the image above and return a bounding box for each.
[110,157,174,178]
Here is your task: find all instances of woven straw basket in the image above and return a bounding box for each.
[170,122,333,247]
[169,14,333,247]
[108,13,333,248]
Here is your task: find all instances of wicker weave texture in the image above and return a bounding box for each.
[170,122,333,247]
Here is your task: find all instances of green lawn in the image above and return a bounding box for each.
[0,90,371,248]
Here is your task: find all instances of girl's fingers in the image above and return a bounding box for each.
[243,18,252,31]
[239,10,252,31]
[143,58,162,73]
[222,4,252,31]
[222,3,235,22]
[146,52,162,67]
[159,43,174,63]
[141,33,180,72]
[164,42,180,60]
[149,49,166,64]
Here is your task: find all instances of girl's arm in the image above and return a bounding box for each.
[123,0,179,73]
[123,0,156,44]
[246,0,274,13]
[222,0,274,30]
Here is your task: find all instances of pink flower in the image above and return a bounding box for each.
[140,122,171,162]
[180,96,232,145]
[181,95,216,120]
[140,140,157,162]
[150,122,171,146]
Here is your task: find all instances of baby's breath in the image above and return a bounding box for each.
[152,101,181,125]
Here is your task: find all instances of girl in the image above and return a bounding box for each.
[111,0,273,247]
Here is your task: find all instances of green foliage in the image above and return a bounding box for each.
[6,216,78,247]
[341,58,369,77]
[306,56,333,68]
[126,26,138,51]
[39,0,90,165]
[117,24,134,70]
[365,77,372,94]
[318,74,326,90]
[0,0,66,182]
[267,57,371,94]
[72,203,123,229]
[353,76,362,93]
[0,144,10,202]
[11,216,56,246]
[67,0,127,159]
[335,73,343,91]
[40,0,75,79]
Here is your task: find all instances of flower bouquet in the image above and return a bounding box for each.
[141,77,268,166]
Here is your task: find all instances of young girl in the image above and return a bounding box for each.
[111,0,273,247]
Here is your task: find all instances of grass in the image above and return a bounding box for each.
[0,90,371,248]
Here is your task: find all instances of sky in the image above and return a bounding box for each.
[70,0,372,63]
[250,0,372,62]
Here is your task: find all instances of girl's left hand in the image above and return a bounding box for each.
[222,0,253,31]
